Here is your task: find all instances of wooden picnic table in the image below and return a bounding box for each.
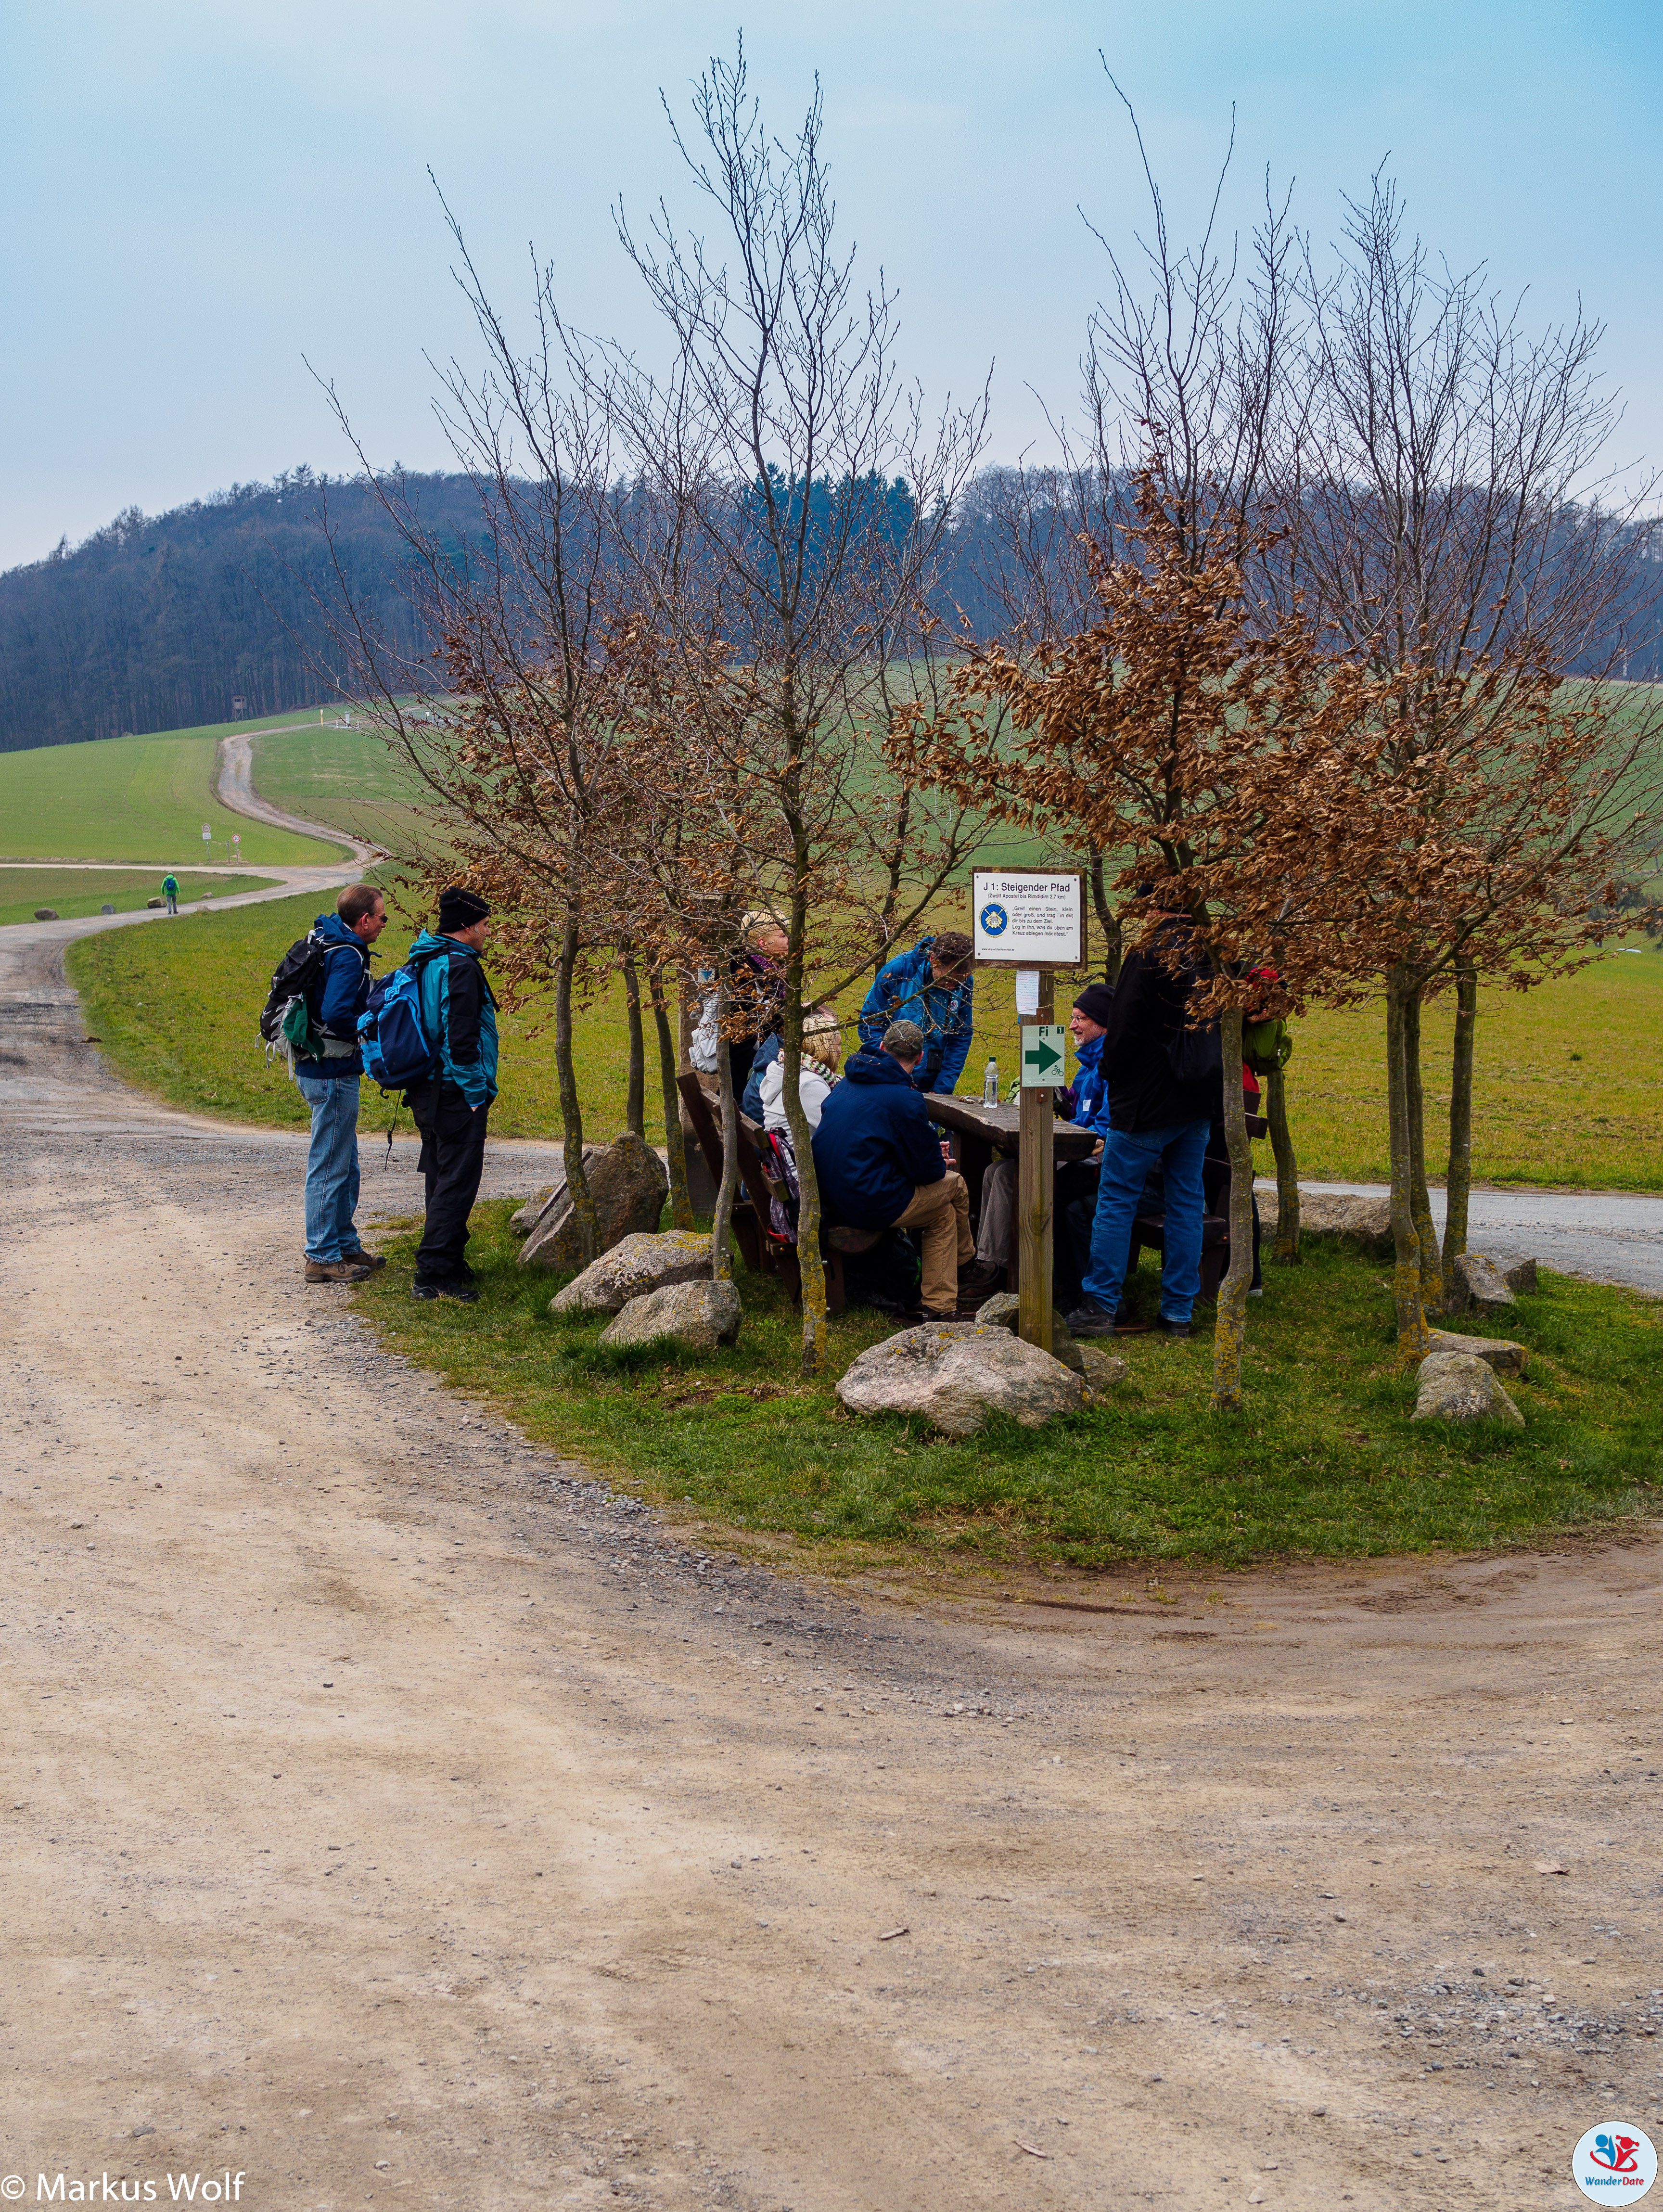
[926,1094,1099,1256]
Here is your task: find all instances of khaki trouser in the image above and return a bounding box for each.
[891,1171,974,1315]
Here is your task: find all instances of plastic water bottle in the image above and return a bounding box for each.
[982,1057,998,1105]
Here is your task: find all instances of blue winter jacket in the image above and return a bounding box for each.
[1064,1033,1112,1139]
[856,940,974,1095]
[295,911,373,1081]
[810,1048,945,1228]
[741,1032,781,1123]
[409,930,499,1110]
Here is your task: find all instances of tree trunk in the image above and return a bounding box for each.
[779,944,830,1379]
[1402,982,1442,1315]
[1384,966,1430,1359]
[1442,955,1478,1308]
[1087,845,1123,984]
[1265,1062,1300,1262]
[554,910,598,1266]
[621,945,646,1141]
[710,975,738,1282]
[1211,1010,1255,1411]
[648,961,695,1230]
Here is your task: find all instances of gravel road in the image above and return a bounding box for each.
[1,765,1658,2210]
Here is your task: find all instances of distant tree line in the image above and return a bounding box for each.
[4,449,1658,757]
[0,467,490,752]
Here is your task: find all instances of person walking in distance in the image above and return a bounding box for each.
[162,873,179,916]
[296,883,388,1284]
[405,886,499,1303]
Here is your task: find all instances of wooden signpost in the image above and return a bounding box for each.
[971,870,1087,1355]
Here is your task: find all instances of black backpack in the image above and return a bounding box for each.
[259,932,327,1047]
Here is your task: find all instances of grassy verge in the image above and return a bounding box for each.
[351,1201,1662,1570]
[0,866,279,926]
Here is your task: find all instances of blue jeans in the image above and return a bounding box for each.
[1081,1118,1210,1322]
[297,1073,361,1261]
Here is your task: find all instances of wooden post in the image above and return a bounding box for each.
[1016,970,1055,1354]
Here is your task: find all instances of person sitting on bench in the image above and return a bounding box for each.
[811,1019,976,1322]
[758,1010,843,1133]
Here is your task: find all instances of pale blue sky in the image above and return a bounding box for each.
[2,0,1659,569]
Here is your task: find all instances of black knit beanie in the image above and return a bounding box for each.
[1073,981,1116,1026]
[437,885,491,933]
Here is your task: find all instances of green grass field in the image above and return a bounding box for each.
[0,715,346,865]
[350,1202,1662,1568]
[64,873,1663,1187]
[250,722,445,856]
[0,866,279,927]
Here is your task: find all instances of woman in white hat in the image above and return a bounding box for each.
[759,1009,843,1133]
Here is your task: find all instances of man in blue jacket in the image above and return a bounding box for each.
[857,931,975,1095]
[296,883,387,1284]
[811,1020,974,1319]
[404,886,499,1303]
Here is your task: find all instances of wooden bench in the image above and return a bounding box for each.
[676,1074,847,1314]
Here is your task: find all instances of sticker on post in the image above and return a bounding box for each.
[1020,1025,1066,1088]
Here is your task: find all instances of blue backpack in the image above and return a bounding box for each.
[358,963,436,1091]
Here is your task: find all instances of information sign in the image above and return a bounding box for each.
[1020,1025,1067,1089]
[972,869,1086,968]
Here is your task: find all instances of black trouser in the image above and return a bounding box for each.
[407,1080,489,1283]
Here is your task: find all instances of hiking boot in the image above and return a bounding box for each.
[1064,1298,1119,1338]
[957,1259,1004,1295]
[412,1279,478,1304]
[305,1258,372,1284]
[341,1246,386,1271]
[1155,1315,1193,1339]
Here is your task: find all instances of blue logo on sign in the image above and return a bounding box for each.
[980,902,1009,937]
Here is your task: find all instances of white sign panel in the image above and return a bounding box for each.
[972,869,1085,968]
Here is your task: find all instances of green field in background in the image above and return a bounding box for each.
[0,717,346,865]
[64,863,1663,1188]
[250,722,446,857]
[0,866,279,927]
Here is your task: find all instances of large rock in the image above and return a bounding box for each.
[599,1278,742,1352]
[1426,1328,1527,1378]
[145,896,165,908]
[974,1290,1087,1376]
[33,908,59,921]
[836,1321,1084,1438]
[1502,1257,1539,1295]
[549,1229,712,1316]
[1254,1184,1394,1258]
[520,1134,669,1270]
[1451,1250,1517,1314]
[1413,1348,1524,1426]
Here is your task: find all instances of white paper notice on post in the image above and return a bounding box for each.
[972,870,1084,967]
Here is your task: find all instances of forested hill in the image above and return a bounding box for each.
[0,469,484,753]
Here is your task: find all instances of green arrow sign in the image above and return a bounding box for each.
[1020,1024,1066,1087]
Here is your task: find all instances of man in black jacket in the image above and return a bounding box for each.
[1064,927,1220,1339]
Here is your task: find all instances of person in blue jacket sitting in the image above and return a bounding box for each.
[856,930,975,1095]
[811,1020,976,1320]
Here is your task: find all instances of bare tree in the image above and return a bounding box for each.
[595,44,989,1373]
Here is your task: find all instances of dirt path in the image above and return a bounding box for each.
[2,792,1659,2210]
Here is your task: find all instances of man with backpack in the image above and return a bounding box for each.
[292,884,388,1283]
[162,873,179,916]
[403,887,499,1303]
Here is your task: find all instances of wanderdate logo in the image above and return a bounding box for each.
[1572,2124,1657,2201]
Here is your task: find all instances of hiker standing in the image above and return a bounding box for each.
[856,931,975,1096]
[404,887,498,1303]
[295,884,388,1283]
[162,873,179,916]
